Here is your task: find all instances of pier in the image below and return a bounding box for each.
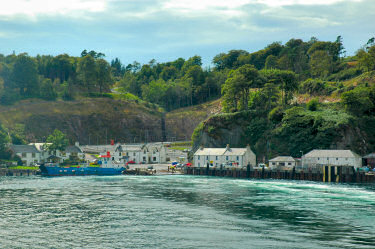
[184,165,375,183]
[0,168,39,176]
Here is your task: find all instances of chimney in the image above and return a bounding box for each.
[75,141,79,147]
[226,144,230,150]
[200,144,204,150]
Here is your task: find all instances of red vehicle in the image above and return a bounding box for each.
[127,160,136,164]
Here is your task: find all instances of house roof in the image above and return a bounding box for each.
[363,153,375,159]
[194,147,248,156]
[269,156,295,162]
[303,150,361,158]
[11,145,40,153]
[65,145,83,153]
[29,143,51,151]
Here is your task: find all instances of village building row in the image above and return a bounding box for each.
[10,142,168,166]
[10,142,84,166]
[108,144,167,164]
[194,147,368,169]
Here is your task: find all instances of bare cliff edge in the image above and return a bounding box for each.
[0,98,221,144]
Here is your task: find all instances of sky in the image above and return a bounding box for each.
[0,0,374,66]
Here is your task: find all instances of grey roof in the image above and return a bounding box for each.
[194,147,248,156]
[11,145,40,153]
[363,153,375,159]
[269,156,295,162]
[65,145,83,153]
[303,150,361,158]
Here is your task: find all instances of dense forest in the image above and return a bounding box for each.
[1,36,375,159]
[191,36,375,159]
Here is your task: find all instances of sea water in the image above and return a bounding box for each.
[1,175,375,248]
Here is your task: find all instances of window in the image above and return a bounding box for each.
[112,157,114,160]
[153,151,156,154]
[272,162,276,165]
[216,156,218,160]
[336,158,338,160]
[236,156,239,161]
[318,157,320,160]
[327,157,329,160]
[22,152,26,158]
[153,157,156,161]
[119,153,121,156]
[346,158,348,160]
[198,162,200,167]
[288,163,291,165]
[206,156,209,160]
[32,153,35,158]
[133,152,136,156]
[198,155,200,160]
[226,156,228,160]
[143,157,146,161]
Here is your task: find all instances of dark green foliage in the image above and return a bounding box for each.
[299,79,336,96]
[341,87,375,116]
[46,129,68,155]
[307,98,319,111]
[268,106,284,123]
[271,107,342,157]
[40,78,57,101]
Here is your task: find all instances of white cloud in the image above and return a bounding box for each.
[256,0,362,6]
[0,0,106,17]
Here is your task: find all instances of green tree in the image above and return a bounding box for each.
[46,129,69,156]
[309,50,333,78]
[77,55,97,92]
[0,124,10,158]
[341,87,375,116]
[40,78,57,100]
[12,54,39,97]
[96,59,112,93]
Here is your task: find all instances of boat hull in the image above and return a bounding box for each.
[39,165,125,176]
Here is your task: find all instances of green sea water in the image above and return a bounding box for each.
[1,175,375,248]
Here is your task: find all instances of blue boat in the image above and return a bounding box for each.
[39,152,126,176]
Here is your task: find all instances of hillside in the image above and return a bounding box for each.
[0,97,221,144]
[165,99,222,140]
[192,71,375,160]
[0,98,163,144]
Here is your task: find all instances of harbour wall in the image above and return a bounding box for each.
[184,166,375,184]
[0,169,39,176]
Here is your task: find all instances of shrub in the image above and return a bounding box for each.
[307,98,319,111]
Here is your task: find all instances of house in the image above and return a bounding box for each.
[10,142,85,165]
[103,143,168,164]
[363,153,375,169]
[59,143,85,162]
[193,144,256,168]
[302,149,362,169]
[10,145,42,166]
[269,156,296,169]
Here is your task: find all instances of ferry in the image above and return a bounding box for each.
[39,151,126,176]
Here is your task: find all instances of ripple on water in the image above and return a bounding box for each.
[1,175,375,249]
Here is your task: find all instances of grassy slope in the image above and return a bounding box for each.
[165,99,222,140]
[0,97,163,143]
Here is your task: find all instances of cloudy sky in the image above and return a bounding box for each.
[0,0,374,66]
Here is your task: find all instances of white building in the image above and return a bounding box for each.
[30,142,85,163]
[302,149,362,169]
[102,144,168,164]
[11,145,42,166]
[193,144,256,168]
[269,156,296,169]
[11,142,85,165]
